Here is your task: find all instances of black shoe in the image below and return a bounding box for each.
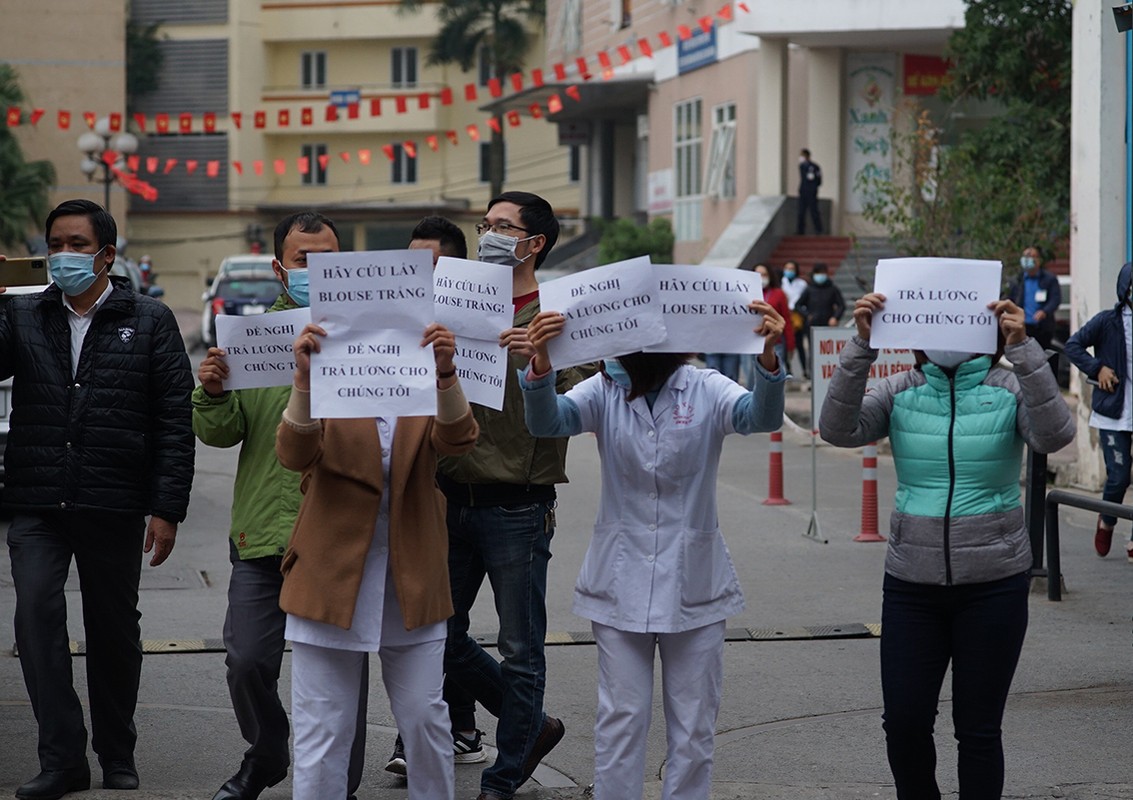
[211,760,288,800]
[518,715,565,787]
[384,734,407,777]
[100,758,138,790]
[15,765,91,800]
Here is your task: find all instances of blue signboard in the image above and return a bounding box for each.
[330,89,362,108]
[678,25,717,75]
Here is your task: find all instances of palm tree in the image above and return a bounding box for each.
[0,65,55,250]
[401,0,546,199]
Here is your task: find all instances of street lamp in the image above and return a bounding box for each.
[76,117,139,211]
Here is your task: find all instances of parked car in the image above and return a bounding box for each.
[200,270,283,348]
[111,258,165,299]
[209,254,276,286]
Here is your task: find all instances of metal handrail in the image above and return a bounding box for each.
[1042,489,1133,601]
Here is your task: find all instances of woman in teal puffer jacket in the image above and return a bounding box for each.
[820,294,1074,800]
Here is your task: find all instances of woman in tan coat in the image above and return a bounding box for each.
[277,321,478,800]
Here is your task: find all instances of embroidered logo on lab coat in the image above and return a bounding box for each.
[673,401,695,426]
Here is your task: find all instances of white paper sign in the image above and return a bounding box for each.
[215,307,311,390]
[537,256,666,368]
[307,249,436,418]
[433,257,512,340]
[870,257,1002,353]
[646,264,765,353]
[453,339,508,411]
[811,327,916,428]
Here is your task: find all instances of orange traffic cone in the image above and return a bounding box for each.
[854,442,886,542]
[763,430,791,506]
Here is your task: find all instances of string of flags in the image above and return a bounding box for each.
[2,2,749,196]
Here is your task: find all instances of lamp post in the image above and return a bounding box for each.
[76,117,139,211]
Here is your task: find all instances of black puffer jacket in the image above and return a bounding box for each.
[0,278,195,521]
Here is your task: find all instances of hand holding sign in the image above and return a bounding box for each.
[292,323,327,391]
[751,299,786,371]
[990,299,1026,345]
[198,348,230,397]
[852,293,887,342]
[423,323,457,389]
[527,311,567,374]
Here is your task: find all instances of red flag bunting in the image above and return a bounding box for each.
[109,113,122,132]
[204,112,217,132]
[83,112,96,129]
[738,2,750,12]
[156,113,170,134]
[301,107,313,126]
[658,31,673,48]
[232,112,242,129]
[365,99,377,117]
[278,109,290,127]
[381,144,395,162]
[487,78,502,98]
[487,117,501,134]
[233,160,244,175]
[717,3,733,20]
[575,57,589,77]
[677,24,693,40]
[465,124,481,142]
[418,93,430,110]
[185,159,198,174]
[6,107,20,127]
[325,104,338,122]
[403,140,417,158]
[339,151,351,163]
[465,83,478,102]
[617,45,633,64]
[254,111,266,129]
[506,110,521,128]
[440,87,453,106]
[132,112,147,132]
[146,156,158,173]
[565,85,582,102]
[597,51,612,69]
[318,153,330,170]
[207,160,220,177]
[548,94,563,114]
[553,63,567,81]
[273,159,286,175]
[126,155,140,173]
[395,96,408,114]
[698,16,713,33]
[529,103,543,119]
[298,156,310,175]
[532,68,545,88]
[163,158,178,175]
[425,135,439,152]
[511,73,524,92]
[445,130,459,145]
[58,110,71,130]
[358,149,372,164]
[253,160,264,176]
[638,38,654,58]
[29,108,44,126]
[179,113,192,133]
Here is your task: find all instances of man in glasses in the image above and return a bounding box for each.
[438,192,591,800]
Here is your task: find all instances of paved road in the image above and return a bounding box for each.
[0,323,1128,798]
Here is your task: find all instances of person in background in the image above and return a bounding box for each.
[409,215,468,266]
[519,300,786,800]
[1063,261,1133,562]
[796,263,845,335]
[796,148,824,235]
[194,212,370,800]
[820,293,1074,800]
[782,260,809,378]
[703,349,741,383]
[279,319,479,800]
[1006,246,1061,353]
[2,199,194,799]
[743,264,794,388]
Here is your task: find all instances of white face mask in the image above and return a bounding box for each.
[760,275,771,289]
[477,231,535,267]
[924,350,976,369]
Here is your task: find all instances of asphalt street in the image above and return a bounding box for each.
[0,323,1129,799]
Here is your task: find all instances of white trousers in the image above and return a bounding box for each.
[591,621,725,800]
[291,639,454,800]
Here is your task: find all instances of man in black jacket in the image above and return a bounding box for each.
[1,199,195,800]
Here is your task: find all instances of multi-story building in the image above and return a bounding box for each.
[126,0,577,306]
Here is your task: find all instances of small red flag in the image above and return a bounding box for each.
[298,156,310,175]
[425,135,439,152]
[506,110,521,128]
[487,117,501,134]
[146,156,159,173]
[565,85,582,102]
[738,2,750,12]
[658,31,673,48]
[717,4,734,21]
[465,83,478,102]
[532,68,545,88]
[325,105,338,122]
[179,113,192,133]
[318,153,330,170]
[58,110,71,130]
[231,112,242,129]
[638,38,654,58]
[132,112,147,132]
[440,87,453,106]
[6,107,20,127]
[253,160,264,176]
[445,130,459,145]
[155,113,170,133]
[418,93,430,110]
[358,149,372,164]
[617,45,633,64]
[254,111,266,129]
[185,159,198,174]
[597,51,612,69]
[553,63,567,81]
[465,124,481,142]
[233,161,244,175]
[488,78,502,98]
[547,95,563,114]
[278,109,290,127]
[366,99,377,117]
[109,112,122,132]
[273,159,286,175]
[126,155,140,173]
[395,96,407,114]
[163,158,178,175]
[699,16,713,33]
[29,108,45,126]
[339,151,351,163]
[204,112,217,132]
[511,73,524,92]
[677,24,693,40]
[206,160,220,177]
[575,57,589,78]
[528,103,543,119]
[403,140,417,158]
[381,144,395,162]
[301,107,313,126]
[83,112,96,129]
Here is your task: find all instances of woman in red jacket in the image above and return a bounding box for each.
[745,264,794,388]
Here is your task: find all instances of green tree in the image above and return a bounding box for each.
[126,18,166,115]
[859,0,1071,271]
[596,217,675,264]
[0,65,56,251]
[400,0,545,198]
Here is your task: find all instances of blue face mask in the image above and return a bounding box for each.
[285,268,310,307]
[784,269,796,280]
[812,273,828,285]
[602,358,631,388]
[48,247,107,296]
[1020,256,1036,271]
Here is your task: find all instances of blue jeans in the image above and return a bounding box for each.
[704,353,741,382]
[444,500,555,797]
[880,571,1029,800]
[1098,429,1132,528]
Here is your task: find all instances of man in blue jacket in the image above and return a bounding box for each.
[1007,246,1061,352]
[1064,261,1133,562]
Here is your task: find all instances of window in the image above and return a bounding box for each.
[479,142,507,184]
[301,51,326,90]
[673,98,703,241]
[392,47,418,88]
[705,102,736,199]
[613,0,631,29]
[391,143,417,184]
[301,143,327,186]
[569,145,581,183]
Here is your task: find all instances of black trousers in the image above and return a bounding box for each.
[797,191,823,234]
[880,571,1029,800]
[8,511,145,770]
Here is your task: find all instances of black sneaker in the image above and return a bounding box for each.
[453,729,487,764]
[384,734,407,776]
